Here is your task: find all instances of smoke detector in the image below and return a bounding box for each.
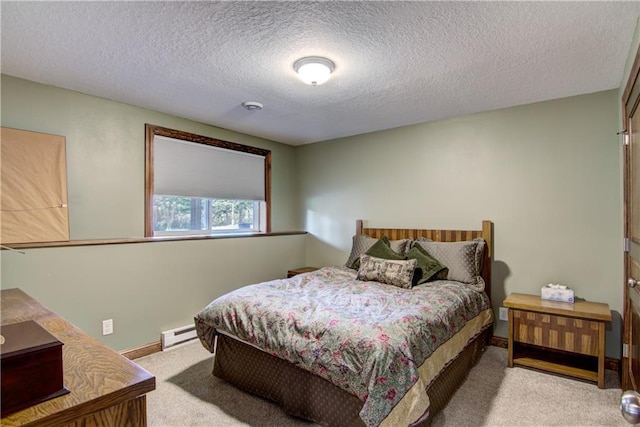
[242,101,263,111]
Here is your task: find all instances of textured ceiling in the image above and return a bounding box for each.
[2,1,639,146]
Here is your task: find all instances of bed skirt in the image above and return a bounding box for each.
[212,326,492,426]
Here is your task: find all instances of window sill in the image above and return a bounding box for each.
[2,231,307,250]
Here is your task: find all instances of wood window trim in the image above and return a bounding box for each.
[144,124,272,237]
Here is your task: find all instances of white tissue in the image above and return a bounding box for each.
[542,283,574,303]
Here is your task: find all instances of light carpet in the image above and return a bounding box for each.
[135,340,626,426]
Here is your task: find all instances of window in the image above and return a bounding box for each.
[145,125,271,237]
[153,197,262,235]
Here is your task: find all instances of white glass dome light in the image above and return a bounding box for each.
[293,57,335,86]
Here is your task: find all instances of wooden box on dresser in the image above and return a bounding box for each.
[503,292,611,388]
[0,288,155,426]
[1,320,69,417]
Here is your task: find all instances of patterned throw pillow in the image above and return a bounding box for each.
[345,235,411,269]
[357,255,417,289]
[414,238,486,291]
[405,244,448,285]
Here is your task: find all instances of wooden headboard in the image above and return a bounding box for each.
[356,220,493,301]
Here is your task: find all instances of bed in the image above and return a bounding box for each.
[194,220,494,426]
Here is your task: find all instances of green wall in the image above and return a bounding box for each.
[297,90,624,358]
[0,75,304,350]
[1,75,299,238]
[0,74,629,359]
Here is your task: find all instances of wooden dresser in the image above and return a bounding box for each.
[0,288,156,426]
[503,292,611,388]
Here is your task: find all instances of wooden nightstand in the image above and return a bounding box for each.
[503,292,611,388]
[287,267,319,278]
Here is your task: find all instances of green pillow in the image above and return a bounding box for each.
[405,244,448,285]
[351,236,404,270]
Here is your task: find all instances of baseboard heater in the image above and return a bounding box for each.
[161,324,197,350]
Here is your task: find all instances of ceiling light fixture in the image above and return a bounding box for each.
[242,101,263,111]
[293,56,335,86]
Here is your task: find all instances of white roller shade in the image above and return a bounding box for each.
[154,136,265,200]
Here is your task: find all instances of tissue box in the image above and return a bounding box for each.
[541,286,574,303]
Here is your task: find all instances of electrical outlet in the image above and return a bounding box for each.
[499,307,509,321]
[102,319,113,335]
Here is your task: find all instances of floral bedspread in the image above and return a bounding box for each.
[194,266,491,426]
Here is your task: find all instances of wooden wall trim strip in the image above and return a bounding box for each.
[490,335,509,348]
[120,341,162,360]
[2,230,307,250]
